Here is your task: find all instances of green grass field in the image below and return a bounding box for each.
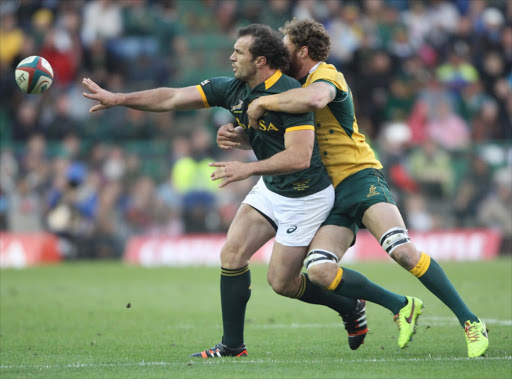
[1,258,511,379]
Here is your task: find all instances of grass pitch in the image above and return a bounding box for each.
[1,258,511,378]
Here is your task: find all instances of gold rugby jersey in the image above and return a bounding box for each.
[302,62,382,188]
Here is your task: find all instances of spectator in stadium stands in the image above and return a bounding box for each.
[402,0,432,51]
[41,93,80,139]
[92,179,126,258]
[0,8,24,68]
[426,0,460,48]
[44,160,95,258]
[471,99,503,142]
[81,0,123,48]
[459,79,494,123]
[171,127,219,233]
[354,50,396,130]
[478,167,512,255]
[425,100,470,152]
[38,27,78,88]
[403,192,437,232]
[325,4,363,69]
[479,50,506,98]
[375,122,418,207]
[436,48,479,95]
[501,26,512,72]
[260,0,293,31]
[102,146,126,183]
[408,138,455,200]
[7,176,43,232]
[146,197,184,237]
[0,149,19,230]
[12,100,41,141]
[381,77,416,123]
[453,154,492,228]
[122,175,157,235]
[18,134,50,195]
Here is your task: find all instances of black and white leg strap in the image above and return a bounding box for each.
[304,249,339,270]
[380,227,411,255]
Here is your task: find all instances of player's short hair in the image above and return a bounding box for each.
[280,18,330,62]
[238,24,289,72]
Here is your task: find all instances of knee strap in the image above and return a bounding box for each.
[380,227,411,255]
[304,249,339,270]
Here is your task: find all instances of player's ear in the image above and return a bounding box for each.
[300,46,308,59]
[256,56,267,67]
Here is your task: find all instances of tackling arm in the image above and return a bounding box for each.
[82,78,205,113]
[247,82,335,127]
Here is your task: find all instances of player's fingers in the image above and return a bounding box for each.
[83,92,98,100]
[209,162,226,167]
[219,140,240,147]
[84,78,98,88]
[90,104,106,113]
[218,177,232,188]
[82,81,95,92]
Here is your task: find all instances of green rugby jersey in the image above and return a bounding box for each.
[196,70,331,198]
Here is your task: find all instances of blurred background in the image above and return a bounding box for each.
[0,0,510,263]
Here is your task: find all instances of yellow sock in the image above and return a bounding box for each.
[327,267,344,291]
[409,252,431,278]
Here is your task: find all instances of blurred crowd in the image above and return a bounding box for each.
[0,0,511,258]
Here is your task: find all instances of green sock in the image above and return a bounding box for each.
[295,273,357,316]
[415,255,477,326]
[333,267,407,314]
[220,266,251,348]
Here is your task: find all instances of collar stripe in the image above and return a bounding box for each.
[264,70,282,90]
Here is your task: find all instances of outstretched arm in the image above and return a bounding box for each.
[210,129,314,188]
[82,78,206,113]
[247,82,335,127]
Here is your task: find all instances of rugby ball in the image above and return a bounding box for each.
[15,56,54,94]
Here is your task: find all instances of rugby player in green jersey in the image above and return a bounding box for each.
[241,18,488,358]
[83,24,417,358]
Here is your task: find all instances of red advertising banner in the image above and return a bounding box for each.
[124,229,502,267]
[0,232,61,268]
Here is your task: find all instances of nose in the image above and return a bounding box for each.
[229,52,236,62]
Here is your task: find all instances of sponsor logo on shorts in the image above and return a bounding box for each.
[367,185,380,197]
[286,225,297,233]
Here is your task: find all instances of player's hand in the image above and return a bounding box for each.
[217,123,241,150]
[209,161,252,188]
[82,78,118,113]
[247,98,264,129]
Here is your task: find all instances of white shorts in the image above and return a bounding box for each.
[242,178,334,247]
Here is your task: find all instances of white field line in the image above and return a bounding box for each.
[171,316,512,330]
[248,316,512,329]
[1,356,511,370]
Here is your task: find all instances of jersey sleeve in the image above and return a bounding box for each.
[308,66,348,94]
[195,77,235,109]
[280,110,315,133]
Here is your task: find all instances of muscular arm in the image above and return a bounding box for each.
[210,129,315,187]
[249,129,314,174]
[82,78,205,113]
[247,82,336,126]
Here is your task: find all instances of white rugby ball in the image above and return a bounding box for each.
[15,56,54,94]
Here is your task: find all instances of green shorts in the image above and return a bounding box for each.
[322,168,396,234]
